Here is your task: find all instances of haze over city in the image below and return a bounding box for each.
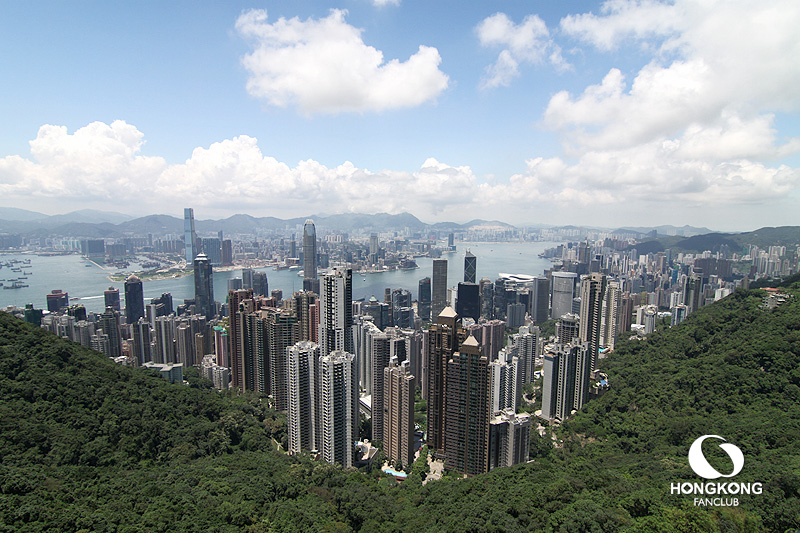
[1,1,798,231]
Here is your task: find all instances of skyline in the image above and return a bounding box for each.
[1,1,798,232]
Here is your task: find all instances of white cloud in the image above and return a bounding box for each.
[0,118,796,228]
[371,0,400,6]
[476,12,569,89]
[560,0,683,52]
[0,121,166,202]
[550,0,800,149]
[235,9,448,114]
[527,0,800,220]
[0,122,483,220]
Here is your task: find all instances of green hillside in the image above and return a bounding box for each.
[1,288,799,531]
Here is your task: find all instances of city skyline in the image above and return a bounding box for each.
[1,1,798,231]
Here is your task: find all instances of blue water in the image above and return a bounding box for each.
[382,467,408,478]
[0,242,554,314]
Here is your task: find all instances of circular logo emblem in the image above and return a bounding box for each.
[688,435,744,479]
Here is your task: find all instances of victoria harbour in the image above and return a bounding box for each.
[0,241,554,314]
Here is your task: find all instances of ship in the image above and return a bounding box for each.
[3,281,29,289]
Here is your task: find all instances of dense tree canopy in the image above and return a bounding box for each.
[1,287,798,531]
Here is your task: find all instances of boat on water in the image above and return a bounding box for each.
[3,281,29,289]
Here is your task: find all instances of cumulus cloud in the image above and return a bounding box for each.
[476,12,569,89]
[0,121,487,220]
[521,0,800,219]
[0,121,166,202]
[549,0,800,149]
[235,9,448,114]
[1,115,796,228]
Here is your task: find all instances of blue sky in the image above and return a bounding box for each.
[0,0,798,231]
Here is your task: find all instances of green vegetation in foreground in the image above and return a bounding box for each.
[1,286,800,531]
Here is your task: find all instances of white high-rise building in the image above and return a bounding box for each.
[288,341,320,455]
[489,356,519,415]
[319,268,353,357]
[319,350,358,468]
[601,281,621,351]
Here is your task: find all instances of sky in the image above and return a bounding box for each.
[0,0,798,232]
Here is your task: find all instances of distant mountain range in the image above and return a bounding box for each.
[0,210,516,238]
[0,208,798,251]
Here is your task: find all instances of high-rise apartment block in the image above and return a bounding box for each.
[444,335,490,476]
[319,268,353,357]
[383,358,415,467]
[426,307,468,453]
[489,409,531,470]
[579,272,607,370]
[288,341,320,455]
[227,288,253,389]
[319,350,358,468]
[541,342,591,421]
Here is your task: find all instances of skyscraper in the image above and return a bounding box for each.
[303,219,317,282]
[104,287,120,312]
[479,278,493,320]
[98,307,122,358]
[579,272,607,370]
[384,358,415,467]
[252,271,269,298]
[489,355,518,415]
[319,350,358,468]
[489,409,531,470]
[242,268,253,290]
[444,335,490,475]
[601,280,621,350]
[201,237,222,266]
[431,259,448,319]
[551,271,578,320]
[319,268,353,357]
[228,288,254,389]
[531,276,550,324]
[426,307,468,453]
[124,275,144,325]
[418,277,431,321]
[464,251,476,284]
[288,340,320,454]
[266,308,300,411]
[456,282,480,321]
[131,317,152,366]
[391,288,413,329]
[541,342,591,421]
[193,253,215,320]
[370,332,392,443]
[184,208,197,264]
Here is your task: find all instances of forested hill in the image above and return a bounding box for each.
[1,287,799,531]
